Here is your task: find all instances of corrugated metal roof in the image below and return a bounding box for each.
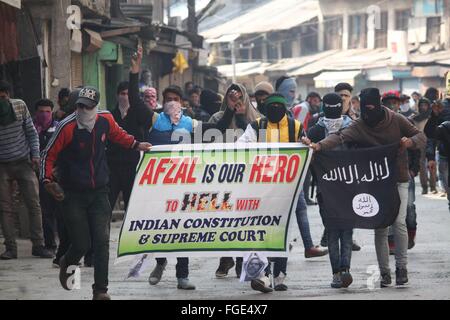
[201,0,319,40]
[216,61,271,78]
[409,49,450,64]
[288,49,393,76]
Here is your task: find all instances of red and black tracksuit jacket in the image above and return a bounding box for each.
[40,111,138,191]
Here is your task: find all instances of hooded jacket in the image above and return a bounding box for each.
[318,107,427,183]
[209,84,260,138]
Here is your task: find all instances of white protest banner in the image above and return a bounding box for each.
[117,143,311,259]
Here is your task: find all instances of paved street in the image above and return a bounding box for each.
[1,185,450,300]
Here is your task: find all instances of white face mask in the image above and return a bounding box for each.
[163,101,182,125]
[323,117,344,135]
[400,103,410,113]
[76,107,98,132]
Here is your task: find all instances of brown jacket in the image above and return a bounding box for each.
[318,107,427,183]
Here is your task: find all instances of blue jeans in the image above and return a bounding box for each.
[328,229,353,274]
[406,177,417,230]
[295,191,314,250]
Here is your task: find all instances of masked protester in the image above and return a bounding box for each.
[306,87,427,288]
[0,80,53,261]
[307,93,355,289]
[41,85,151,300]
[399,94,415,118]
[237,94,305,293]
[143,88,160,111]
[33,99,62,257]
[254,81,274,116]
[382,91,402,113]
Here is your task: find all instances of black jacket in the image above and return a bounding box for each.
[107,73,154,166]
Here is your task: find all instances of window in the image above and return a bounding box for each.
[375,11,388,48]
[324,16,343,50]
[300,21,318,55]
[395,9,410,31]
[427,16,441,44]
[281,40,292,58]
[349,14,367,49]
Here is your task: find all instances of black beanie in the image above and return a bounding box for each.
[360,88,381,109]
[323,93,343,119]
[200,89,220,107]
[200,89,222,115]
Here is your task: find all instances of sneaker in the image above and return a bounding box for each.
[305,246,328,258]
[396,268,409,286]
[408,230,416,250]
[352,240,361,252]
[215,257,235,278]
[273,273,288,291]
[93,292,111,300]
[422,188,428,195]
[380,272,392,288]
[149,261,167,285]
[440,192,447,198]
[341,270,353,288]
[0,250,17,260]
[32,246,54,259]
[331,273,342,289]
[431,189,439,195]
[251,276,273,293]
[177,278,196,290]
[235,259,242,278]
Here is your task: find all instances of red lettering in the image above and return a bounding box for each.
[286,155,300,183]
[272,155,287,183]
[152,158,171,185]
[186,157,198,184]
[249,156,264,183]
[139,158,157,185]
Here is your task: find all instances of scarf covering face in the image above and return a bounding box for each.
[118,95,130,119]
[0,98,16,126]
[277,78,297,108]
[76,107,98,132]
[144,88,158,110]
[264,95,287,123]
[220,83,259,129]
[323,117,344,134]
[164,101,182,125]
[34,111,53,134]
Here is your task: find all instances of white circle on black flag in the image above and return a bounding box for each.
[352,194,380,218]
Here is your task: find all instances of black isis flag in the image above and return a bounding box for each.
[312,144,401,230]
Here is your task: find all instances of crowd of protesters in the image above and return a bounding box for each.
[1,46,449,299]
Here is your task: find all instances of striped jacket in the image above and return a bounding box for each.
[0,99,40,163]
[40,111,138,191]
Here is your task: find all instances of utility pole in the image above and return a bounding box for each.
[187,0,198,34]
[231,40,237,83]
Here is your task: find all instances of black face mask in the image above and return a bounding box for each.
[257,101,267,116]
[266,105,286,123]
[361,106,385,128]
